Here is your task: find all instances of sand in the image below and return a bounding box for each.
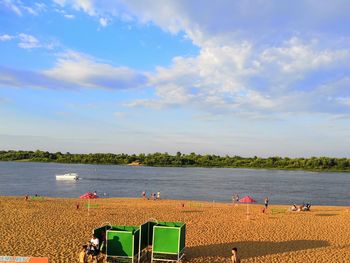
[0,197,350,262]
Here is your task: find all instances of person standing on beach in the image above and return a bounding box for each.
[264,197,269,210]
[157,191,161,200]
[231,247,241,263]
[235,194,239,206]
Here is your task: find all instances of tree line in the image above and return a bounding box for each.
[0,150,349,172]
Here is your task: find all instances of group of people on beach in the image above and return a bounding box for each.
[232,194,270,210]
[289,203,311,212]
[142,191,161,200]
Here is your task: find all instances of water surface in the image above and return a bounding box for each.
[0,162,349,205]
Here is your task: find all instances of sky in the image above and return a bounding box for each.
[0,0,350,157]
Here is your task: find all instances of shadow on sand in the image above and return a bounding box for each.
[315,213,338,217]
[186,240,329,260]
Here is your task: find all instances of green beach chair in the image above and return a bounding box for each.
[105,225,141,263]
[151,221,186,263]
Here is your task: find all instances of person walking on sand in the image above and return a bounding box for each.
[231,247,241,263]
[264,197,269,210]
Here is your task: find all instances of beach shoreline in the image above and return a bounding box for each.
[1,195,348,207]
[1,196,350,262]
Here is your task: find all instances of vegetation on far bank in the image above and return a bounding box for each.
[1,150,350,172]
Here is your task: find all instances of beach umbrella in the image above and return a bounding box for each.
[239,196,257,219]
[80,192,99,215]
[79,192,98,199]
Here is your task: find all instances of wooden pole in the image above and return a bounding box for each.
[246,204,249,220]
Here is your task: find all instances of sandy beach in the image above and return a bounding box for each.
[0,197,350,262]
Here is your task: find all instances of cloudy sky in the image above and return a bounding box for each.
[1,0,350,157]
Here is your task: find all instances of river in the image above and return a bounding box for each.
[0,161,349,205]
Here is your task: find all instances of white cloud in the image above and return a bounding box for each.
[3,1,350,117]
[44,50,147,89]
[260,38,349,75]
[56,1,350,45]
[53,0,66,6]
[23,6,37,15]
[0,50,147,90]
[1,0,22,15]
[18,33,40,49]
[0,33,58,50]
[126,37,350,117]
[0,34,13,41]
[99,17,108,27]
[64,14,75,19]
[53,0,96,16]
[34,2,46,12]
[1,0,46,16]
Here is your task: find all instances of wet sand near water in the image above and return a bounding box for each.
[1,197,350,262]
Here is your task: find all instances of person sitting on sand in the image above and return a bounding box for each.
[88,234,99,257]
[298,205,304,212]
[79,245,87,263]
[303,203,311,211]
[231,247,241,263]
[290,204,298,211]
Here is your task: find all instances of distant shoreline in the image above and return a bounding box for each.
[1,150,350,173]
[1,159,350,173]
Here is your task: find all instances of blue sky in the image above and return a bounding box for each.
[1,0,350,157]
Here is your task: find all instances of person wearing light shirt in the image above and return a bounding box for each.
[89,234,99,257]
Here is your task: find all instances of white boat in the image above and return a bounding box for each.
[55,173,79,180]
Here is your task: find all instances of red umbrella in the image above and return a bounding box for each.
[79,192,98,215]
[239,195,257,219]
[80,192,98,199]
[239,196,256,203]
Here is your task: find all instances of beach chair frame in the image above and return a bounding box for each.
[151,222,186,263]
[138,221,157,263]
